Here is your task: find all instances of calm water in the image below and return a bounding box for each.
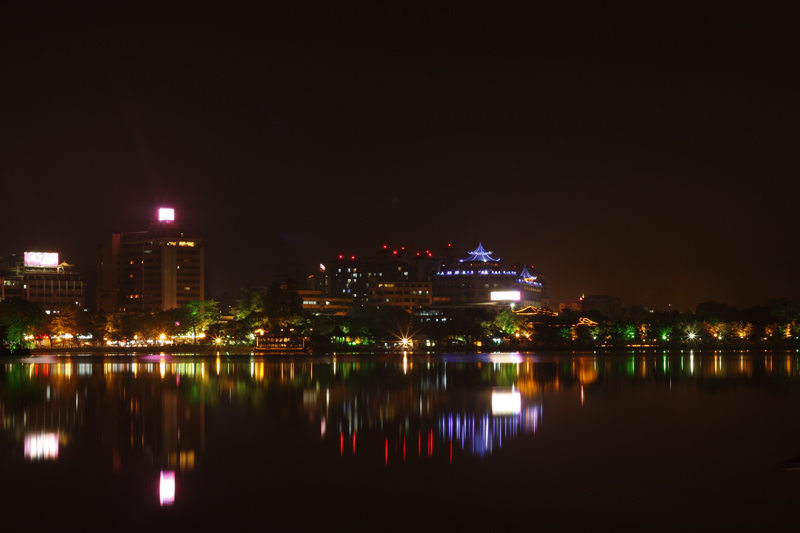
[2,350,800,530]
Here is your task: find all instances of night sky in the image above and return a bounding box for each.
[2,4,797,310]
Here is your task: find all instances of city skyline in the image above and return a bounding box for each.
[2,4,796,310]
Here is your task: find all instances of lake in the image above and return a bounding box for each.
[2,350,800,530]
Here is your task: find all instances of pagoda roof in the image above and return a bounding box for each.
[520,265,535,280]
[461,242,499,263]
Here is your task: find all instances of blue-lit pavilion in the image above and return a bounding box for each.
[432,243,543,310]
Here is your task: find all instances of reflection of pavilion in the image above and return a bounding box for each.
[316,367,545,462]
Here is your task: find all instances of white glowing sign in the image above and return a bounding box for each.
[24,252,59,267]
[158,208,175,222]
[490,291,520,301]
[492,388,521,415]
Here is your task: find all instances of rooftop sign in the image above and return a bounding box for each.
[24,252,59,267]
[158,208,175,222]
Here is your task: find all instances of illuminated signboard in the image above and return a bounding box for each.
[158,208,175,222]
[490,291,520,301]
[24,252,59,267]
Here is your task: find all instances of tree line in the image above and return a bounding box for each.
[1,281,798,353]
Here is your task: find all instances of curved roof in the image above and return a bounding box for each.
[461,242,499,263]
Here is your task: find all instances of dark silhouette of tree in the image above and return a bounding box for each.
[0,297,46,352]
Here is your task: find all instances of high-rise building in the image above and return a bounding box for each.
[98,208,205,312]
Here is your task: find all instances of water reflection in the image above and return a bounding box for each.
[2,350,800,527]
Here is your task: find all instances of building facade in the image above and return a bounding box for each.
[98,208,205,312]
[367,279,433,313]
[432,244,543,309]
[0,252,86,313]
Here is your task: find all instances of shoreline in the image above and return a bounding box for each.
[5,345,797,358]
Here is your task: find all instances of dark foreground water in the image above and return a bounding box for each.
[2,350,800,530]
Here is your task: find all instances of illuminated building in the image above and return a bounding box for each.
[0,252,86,313]
[297,289,354,316]
[98,208,205,312]
[368,280,433,313]
[432,243,543,309]
[313,245,441,307]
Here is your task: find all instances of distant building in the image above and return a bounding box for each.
[559,300,581,314]
[297,289,353,316]
[98,208,205,312]
[367,279,433,313]
[0,252,86,314]
[580,295,621,318]
[310,242,546,315]
[311,245,441,306]
[432,243,543,309]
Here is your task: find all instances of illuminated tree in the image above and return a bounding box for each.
[236,286,266,324]
[704,321,729,341]
[493,310,526,336]
[49,306,81,346]
[182,300,220,344]
[0,297,46,352]
[731,321,753,340]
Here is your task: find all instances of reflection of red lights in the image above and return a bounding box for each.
[340,433,343,455]
[353,433,356,455]
[450,441,453,463]
[418,432,421,456]
[429,430,433,457]
[403,436,406,461]
[385,438,388,465]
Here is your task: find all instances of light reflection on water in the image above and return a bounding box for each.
[2,350,800,528]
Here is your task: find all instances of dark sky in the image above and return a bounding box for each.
[1,4,797,310]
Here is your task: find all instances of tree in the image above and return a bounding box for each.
[0,297,46,352]
[181,300,220,344]
[264,280,303,326]
[493,310,526,336]
[236,286,266,324]
[49,305,81,346]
